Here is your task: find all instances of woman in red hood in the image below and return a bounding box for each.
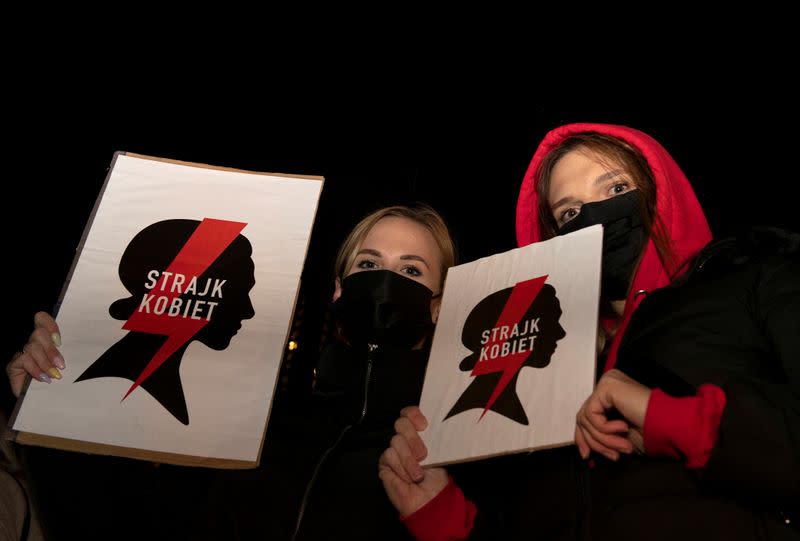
[381,123,799,540]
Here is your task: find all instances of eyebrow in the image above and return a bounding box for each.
[355,248,431,269]
[549,170,625,211]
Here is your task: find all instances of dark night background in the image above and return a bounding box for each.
[1,63,798,538]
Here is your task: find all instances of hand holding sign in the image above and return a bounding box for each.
[574,368,651,460]
[7,312,65,397]
[378,407,449,517]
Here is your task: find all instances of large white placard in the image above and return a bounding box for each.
[11,153,323,466]
[419,225,602,466]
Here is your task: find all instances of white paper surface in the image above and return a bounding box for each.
[419,225,602,466]
[12,155,322,462]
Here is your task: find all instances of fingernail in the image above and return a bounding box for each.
[53,356,65,370]
[51,333,61,347]
[413,467,424,482]
[38,372,52,384]
[48,367,62,380]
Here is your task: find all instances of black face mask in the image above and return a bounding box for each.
[557,189,646,301]
[333,270,436,348]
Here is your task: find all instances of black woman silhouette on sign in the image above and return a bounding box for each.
[75,218,256,425]
[445,279,566,425]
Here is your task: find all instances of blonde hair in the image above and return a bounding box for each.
[334,204,457,290]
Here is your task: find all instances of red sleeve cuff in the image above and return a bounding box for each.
[643,384,727,469]
[401,476,476,541]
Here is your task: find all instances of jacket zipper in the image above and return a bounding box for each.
[359,343,377,422]
[291,343,378,540]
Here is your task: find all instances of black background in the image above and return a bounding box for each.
[2,58,798,538]
[4,82,798,410]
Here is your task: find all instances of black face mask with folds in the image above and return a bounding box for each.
[333,270,436,349]
[557,189,646,301]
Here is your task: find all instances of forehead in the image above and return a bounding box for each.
[361,216,441,258]
[548,148,619,195]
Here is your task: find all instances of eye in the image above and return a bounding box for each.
[355,259,379,270]
[559,207,580,226]
[401,265,422,277]
[609,181,632,197]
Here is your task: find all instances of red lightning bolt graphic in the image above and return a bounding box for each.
[120,218,247,401]
[470,275,547,421]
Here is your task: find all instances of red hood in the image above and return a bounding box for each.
[515,123,713,370]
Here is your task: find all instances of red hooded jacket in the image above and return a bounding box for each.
[516,123,712,370]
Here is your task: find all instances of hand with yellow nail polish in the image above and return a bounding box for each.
[6,311,65,397]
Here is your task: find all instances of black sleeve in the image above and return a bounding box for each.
[447,458,509,539]
[450,448,582,540]
[701,257,800,506]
